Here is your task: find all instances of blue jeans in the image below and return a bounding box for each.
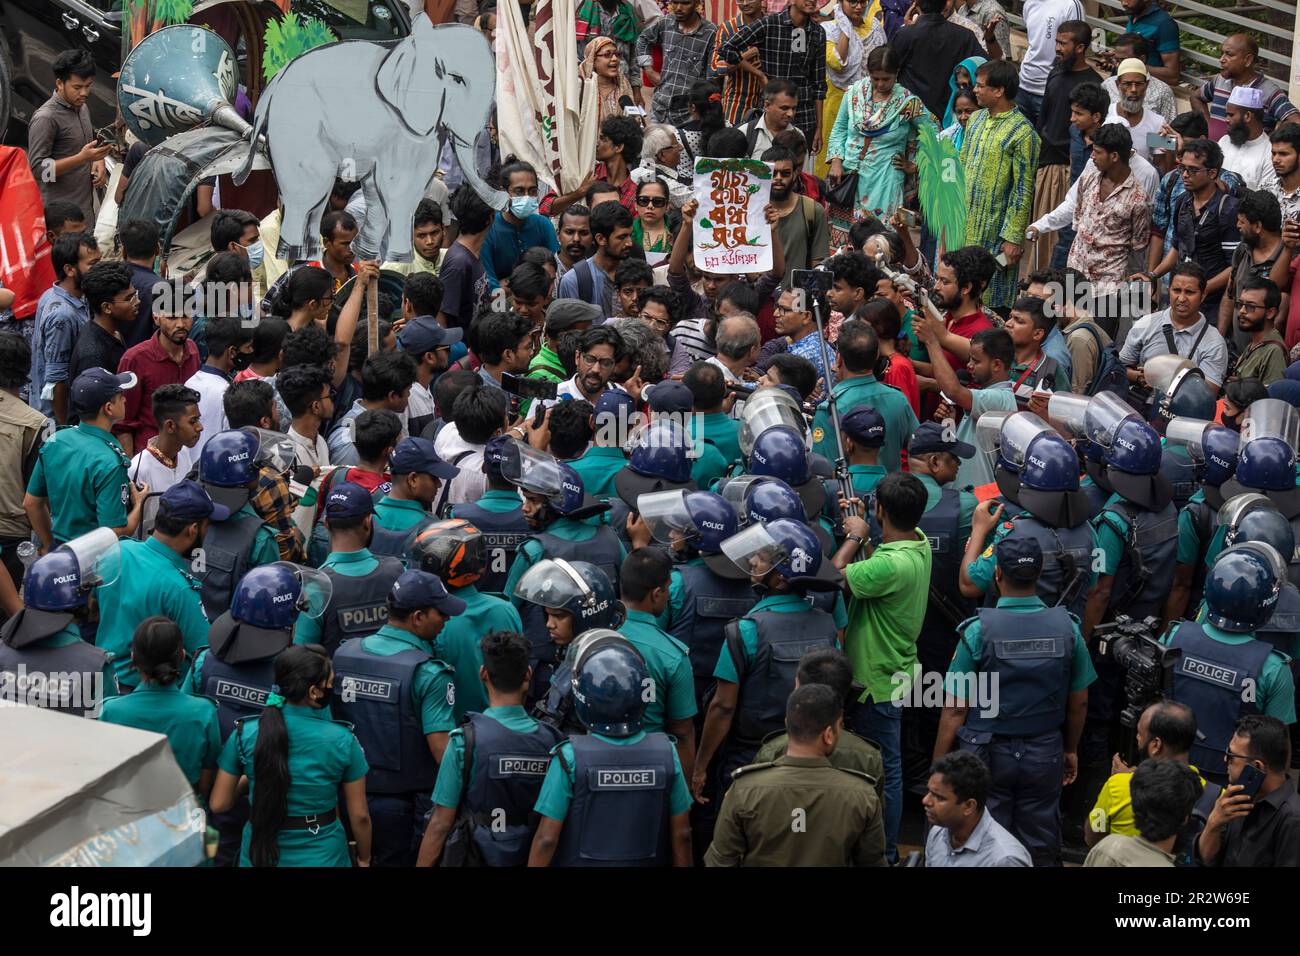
[851,700,902,862]
[1016,90,1043,125]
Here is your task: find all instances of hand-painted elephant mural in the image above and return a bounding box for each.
[234,14,507,263]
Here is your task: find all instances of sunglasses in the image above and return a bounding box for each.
[636,196,669,209]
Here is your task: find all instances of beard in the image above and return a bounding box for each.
[1120,94,1143,113]
[1227,123,1251,147]
[770,183,792,201]
[1241,229,1259,249]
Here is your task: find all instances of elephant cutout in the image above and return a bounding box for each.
[234,14,507,264]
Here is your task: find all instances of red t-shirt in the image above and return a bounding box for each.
[883,352,921,418]
[943,308,995,370]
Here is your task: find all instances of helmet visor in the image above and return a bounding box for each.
[1142,354,1198,396]
[1164,417,1215,461]
[275,562,333,619]
[241,426,299,476]
[975,410,1017,454]
[512,558,592,610]
[59,527,121,590]
[501,439,566,500]
[720,523,787,577]
[1241,398,1300,449]
[721,475,772,524]
[999,412,1053,470]
[1082,392,1141,449]
[1046,393,1092,438]
[1218,492,1275,534]
[637,489,695,545]
[738,387,807,458]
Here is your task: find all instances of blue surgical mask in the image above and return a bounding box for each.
[244,239,265,271]
[510,196,540,219]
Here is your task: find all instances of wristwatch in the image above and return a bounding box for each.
[846,533,865,545]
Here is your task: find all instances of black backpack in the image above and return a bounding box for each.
[1075,322,1127,398]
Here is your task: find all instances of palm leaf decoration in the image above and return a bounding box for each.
[150,0,194,23]
[262,14,337,82]
[915,120,967,256]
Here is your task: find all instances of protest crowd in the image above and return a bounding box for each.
[7,0,1300,870]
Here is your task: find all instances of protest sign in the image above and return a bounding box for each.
[692,158,773,274]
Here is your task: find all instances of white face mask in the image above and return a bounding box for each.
[510,196,541,219]
[244,239,265,271]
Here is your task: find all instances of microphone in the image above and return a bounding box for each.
[619,95,646,122]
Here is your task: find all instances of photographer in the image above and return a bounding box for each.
[1084,758,1203,867]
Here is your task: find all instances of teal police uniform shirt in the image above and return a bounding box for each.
[373,495,432,533]
[713,592,845,684]
[228,501,283,570]
[99,682,222,786]
[294,549,382,646]
[1093,493,1141,576]
[966,508,1099,596]
[360,624,457,735]
[812,375,919,473]
[689,435,731,491]
[1161,621,1296,723]
[534,730,693,820]
[217,704,368,867]
[847,464,888,496]
[27,422,131,543]
[945,596,1097,700]
[431,704,544,808]
[568,447,628,500]
[917,473,978,543]
[437,584,523,720]
[96,537,210,690]
[1176,488,1210,566]
[695,412,742,470]
[504,517,629,606]
[617,609,698,731]
[28,621,118,696]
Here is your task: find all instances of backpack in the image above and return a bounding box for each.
[1075,322,1126,398]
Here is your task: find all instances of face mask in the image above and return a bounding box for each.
[510,196,541,219]
[312,683,335,709]
[245,240,265,271]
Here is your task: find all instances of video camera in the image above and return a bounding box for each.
[791,268,832,296]
[1095,614,1182,767]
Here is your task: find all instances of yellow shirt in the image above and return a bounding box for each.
[1090,763,1206,837]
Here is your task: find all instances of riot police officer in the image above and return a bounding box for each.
[569,391,636,500]
[632,488,756,714]
[371,437,459,555]
[838,405,889,496]
[1163,542,1296,785]
[512,557,626,726]
[609,417,698,544]
[0,529,117,716]
[960,413,1097,619]
[407,518,523,720]
[645,381,730,489]
[415,629,563,866]
[294,482,406,654]
[1164,418,1239,622]
[196,429,281,620]
[449,435,532,598]
[185,561,330,866]
[502,439,626,671]
[527,633,694,867]
[332,569,465,866]
[1144,355,1219,512]
[936,536,1096,866]
[1219,398,1300,585]
[694,519,842,810]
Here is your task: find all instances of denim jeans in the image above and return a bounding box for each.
[851,700,902,862]
[1016,90,1044,126]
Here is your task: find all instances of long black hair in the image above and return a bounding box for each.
[688,81,725,149]
[131,616,185,686]
[248,643,332,868]
[270,266,332,319]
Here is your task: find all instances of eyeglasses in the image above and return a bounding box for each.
[595,50,619,60]
[639,311,672,330]
[1178,165,1210,176]
[1238,301,1269,313]
[579,352,616,370]
[1224,749,1253,764]
[773,305,805,317]
[636,196,669,209]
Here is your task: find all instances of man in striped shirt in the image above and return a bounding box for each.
[710,0,767,126]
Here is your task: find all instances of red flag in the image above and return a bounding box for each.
[0,147,55,320]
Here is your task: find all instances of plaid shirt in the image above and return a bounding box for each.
[250,465,306,563]
[637,16,718,126]
[716,10,827,141]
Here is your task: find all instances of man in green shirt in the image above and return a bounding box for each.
[811,320,918,473]
[25,368,146,547]
[833,471,933,862]
[373,436,459,534]
[570,391,633,500]
[416,630,562,866]
[683,361,743,470]
[1227,278,1288,385]
[615,547,697,777]
[95,481,223,691]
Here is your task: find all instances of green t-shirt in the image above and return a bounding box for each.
[617,609,697,730]
[811,375,919,474]
[374,495,433,533]
[843,531,933,701]
[27,422,130,544]
[955,381,1017,490]
[534,731,692,820]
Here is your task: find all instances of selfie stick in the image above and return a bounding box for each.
[804,271,861,535]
